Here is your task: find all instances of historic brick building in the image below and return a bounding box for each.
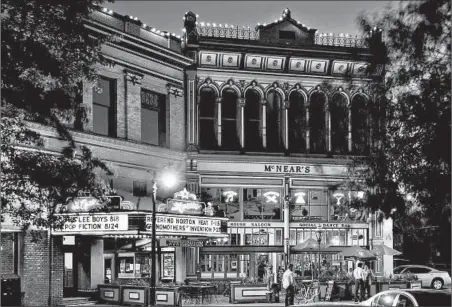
[1,6,393,307]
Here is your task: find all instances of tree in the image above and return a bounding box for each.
[349,0,450,263]
[1,0,116,228]
[2,1,114,305]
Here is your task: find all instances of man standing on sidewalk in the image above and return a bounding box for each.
[353,262,365,302]
[283,264,297,306]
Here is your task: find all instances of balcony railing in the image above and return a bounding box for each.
[197,25,368,48]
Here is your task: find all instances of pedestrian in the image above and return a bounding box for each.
[283,264,297,306]
[363,264,374,299]
[353,262,365,302]
[258,262,266,282]
[346,268,354,299]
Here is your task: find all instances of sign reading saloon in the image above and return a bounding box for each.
[55,214,128,232]
[146,215,224,235]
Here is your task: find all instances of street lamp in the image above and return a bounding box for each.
[314,227,323,280]
[150,169,177,306]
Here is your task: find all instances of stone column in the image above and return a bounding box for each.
[167,85,185,151]
[90,239,104,288]
[186,70,197,145]
[238,98,246,148]
[283,100,290,150]
[216,97,222,148]
[261,99,267,149]
[124,70,144,142]
[327,102,332,152]
[348,106,352,152]
[306,104,310,152]
[284,177,290,268]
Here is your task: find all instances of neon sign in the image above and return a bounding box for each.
[333,193,345,205]
[263,191,280,204]
[222,190,238,203]
[294,192,306,204]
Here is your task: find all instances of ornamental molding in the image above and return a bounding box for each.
[219,78,241,97]
[26,122,187,161]
[124,69,144,85]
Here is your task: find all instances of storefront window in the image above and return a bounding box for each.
[291,189,328,221]
[200,187,240,220]
[243,188,282,220]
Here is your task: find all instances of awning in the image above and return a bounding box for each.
[201,245,284,254]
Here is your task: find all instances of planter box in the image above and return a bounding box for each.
[153,287,180,306]
[378,281,409,291]
[98,284,122,304]
[122,285,148,306]
[408,281,422,289]
[230,284,268,304]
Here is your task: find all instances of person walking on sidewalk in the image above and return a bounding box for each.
[283,264,297,306]
[353,262,365,302]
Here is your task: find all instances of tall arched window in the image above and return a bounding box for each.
[330,93,348,154]
[244,89,262,151]
[266,91,283,151]
[199,88,217,149]
[288,91,306,153]
[222,89,240,150]
[309,92,327,153]
[351,94,370,154]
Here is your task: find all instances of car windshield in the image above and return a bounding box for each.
[411,292,451,306]
[393,267,406,274]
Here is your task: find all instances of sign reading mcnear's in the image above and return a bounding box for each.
[264,164,311,174]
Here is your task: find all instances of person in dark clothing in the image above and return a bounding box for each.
[258,262,266,281]
[213,205,226,217]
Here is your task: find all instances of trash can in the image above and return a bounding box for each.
[1,275,21,307]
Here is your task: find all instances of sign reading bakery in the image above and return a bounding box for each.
[197,161,347,176]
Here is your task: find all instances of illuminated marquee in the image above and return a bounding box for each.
[146,215,225,235]
[55,214,128,232]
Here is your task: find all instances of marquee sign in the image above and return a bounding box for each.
[146,214,225,235]
[289,222,369,229]
[160,239,203,247]
[160,188,206,216]
[54,214,128,232]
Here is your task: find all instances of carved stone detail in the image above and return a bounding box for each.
[124,69,144,85]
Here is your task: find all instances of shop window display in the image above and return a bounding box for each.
[243,188,282,220]
[290,189,328,221]
[200,187,240,220]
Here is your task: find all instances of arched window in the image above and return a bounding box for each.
[330,93,348,154]
[309,92,327,153]
[266,91,283,151]
[221,89,240,150]
[288,91,306,152]
[351,94,370,154]
[244,89,262,151]
[199,88,217,149]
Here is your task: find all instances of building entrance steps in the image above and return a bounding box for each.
[59,297,96,307]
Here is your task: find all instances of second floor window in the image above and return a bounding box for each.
[141,89,166,146]
[266,91,283,151]
[288,91,306,153]
[93,77,117,137]
[351,95,370,155]
[199,88,217,149]
[309,92,326,153]
[330,93,348,154]
[244,89,262,151]
[221,89,240,150]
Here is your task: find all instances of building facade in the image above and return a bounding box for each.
[1,6,394,307]
[181,8,392,281]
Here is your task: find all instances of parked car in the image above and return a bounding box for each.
[427,263,452,277]
[297,289,451,306]
[393,265,451,289]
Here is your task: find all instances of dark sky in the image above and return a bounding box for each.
[107,1,395,37]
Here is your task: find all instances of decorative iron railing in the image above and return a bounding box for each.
[314,33,368,48]
[197,25,369,48]
[197,25,259,40]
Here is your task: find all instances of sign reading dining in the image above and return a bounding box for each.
[57,214,128,232]
[146,215,223,234]
[264,164,311,174]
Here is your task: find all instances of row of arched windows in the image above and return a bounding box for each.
[198,87,374,155]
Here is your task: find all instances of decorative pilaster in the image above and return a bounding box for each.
[124,69,144,141]
[326,100,332,152]
[167,84,185,151]
[284,176,291,268]
[216,97,222,148]
[348,106,352,152]
[261,99,267,149]
[306,104,310,152]
[186,70,197,145]
[283,99,290,150]
[238,98,246,148]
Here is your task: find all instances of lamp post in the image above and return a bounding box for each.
[315,227,323,280]
[150,170,177,307]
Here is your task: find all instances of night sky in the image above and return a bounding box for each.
[107,1,395,37]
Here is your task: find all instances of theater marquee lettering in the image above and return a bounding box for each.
[146,215,223,234]
[264,164,311,174]
[56,214,128,232]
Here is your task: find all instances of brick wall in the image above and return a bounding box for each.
[1,233,15,275]
[168,87,186,151]
[21,231,63,307]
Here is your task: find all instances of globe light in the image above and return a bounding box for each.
[160,171,177,189]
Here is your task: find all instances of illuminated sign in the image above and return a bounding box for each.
[161,239,203,247]
[263,191,280,204]
[294,192,306,204]
[223,190,238,203]
[333,193,345,205]
[166,199,205,215]
[173,188,197,200]
[55,214,128,232]
[293,222,353,228]
[228,222,283,228]
[146,215,225,235]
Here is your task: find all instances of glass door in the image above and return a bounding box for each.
[63,252,77,297]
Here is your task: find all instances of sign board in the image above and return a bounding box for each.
[166,199,205,215]
[289,222,369,229]
[228,222,284,228]
[197,161,348,176]
[63,235,75,245]
[146,215,224,235]
[160,239,203,247]
[55,214,128,232]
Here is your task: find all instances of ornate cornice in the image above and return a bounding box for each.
[124,69,144,85]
